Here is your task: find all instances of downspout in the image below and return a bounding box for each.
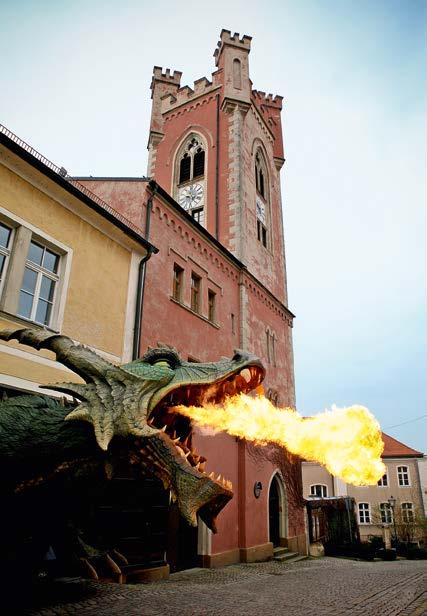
[132,186,157,360]
[215,93,220,240]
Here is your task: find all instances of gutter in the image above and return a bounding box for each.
[0,128,157,255]
[132,186,158,359]
[215,92,220,239]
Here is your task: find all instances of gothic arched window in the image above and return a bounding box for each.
[255,150,269,248]
[178,136,205,185]
[176,134,207,227]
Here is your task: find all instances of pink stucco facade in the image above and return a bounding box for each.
[78,29,306,567]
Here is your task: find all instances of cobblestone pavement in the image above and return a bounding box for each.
[24,557,426,616]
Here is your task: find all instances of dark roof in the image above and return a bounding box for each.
[73,177,150,182]
[0,125,158,254]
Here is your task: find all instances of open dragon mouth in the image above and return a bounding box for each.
[145,364,264,531]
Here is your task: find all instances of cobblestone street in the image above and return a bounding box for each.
[25,557,426,616]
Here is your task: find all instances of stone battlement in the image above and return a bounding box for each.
[214,29,252,65]
[252,90,283,109]
[160,74,219,113]
[152,66,182,85]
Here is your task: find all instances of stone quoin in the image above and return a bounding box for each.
[76,28,306,573]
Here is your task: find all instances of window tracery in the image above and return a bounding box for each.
[175,134,207,227]
[255,149,269,248]
[178,136,205,185]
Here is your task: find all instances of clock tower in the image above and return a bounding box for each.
[77,29,304,572]
[148,30,288,306]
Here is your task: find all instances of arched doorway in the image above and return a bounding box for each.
[268,472,287,547]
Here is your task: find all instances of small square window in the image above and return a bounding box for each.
[0,223,12,249]
[208,290,216,323]
[377,473,388,487]
[397,466,410,487]
[380,503,392,524]
[358,503,371,524]
[173,264,183,302]
[191,273,201,313]
[310,484,327,498]
[18,241,59,326]
[401,502,414,523]
[0,223,13,290]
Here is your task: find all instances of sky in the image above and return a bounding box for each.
[1,0,426,452]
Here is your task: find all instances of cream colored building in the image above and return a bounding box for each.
[302,432,425,542]
[0,124,157,396]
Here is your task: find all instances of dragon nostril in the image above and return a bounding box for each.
[232,349,249,362]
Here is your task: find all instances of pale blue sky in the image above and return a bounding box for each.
[1,0,426,451]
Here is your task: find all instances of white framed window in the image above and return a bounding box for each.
[310,484,328,498]
[379,502,392,524]
[358,502,371,524]
[377,472,388,487]
[0,222,13,294]
[18,240,59,326]
[401,502,414,523]
[397,466,410,487]
[0,209,71,331]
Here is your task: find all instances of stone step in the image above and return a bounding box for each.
[273,547,290,557]
[273,552,308,564]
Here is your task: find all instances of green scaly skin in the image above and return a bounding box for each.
[0,327,265,534]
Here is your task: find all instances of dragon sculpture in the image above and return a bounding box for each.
[0,327,264,582]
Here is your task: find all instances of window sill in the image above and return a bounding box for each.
[169,297,220,329]
[0,309,59,334]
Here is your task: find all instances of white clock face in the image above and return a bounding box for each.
[256,196,266,224]
[179,183,204,210]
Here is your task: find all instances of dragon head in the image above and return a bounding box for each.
[0,329,265,533]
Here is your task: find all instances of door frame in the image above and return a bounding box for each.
[267,471,288,545]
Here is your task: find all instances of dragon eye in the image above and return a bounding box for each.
[142,346,181,369]
[153,359,172,368]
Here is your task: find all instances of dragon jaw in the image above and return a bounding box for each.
[0,328,265,533]
[137,351,265,532]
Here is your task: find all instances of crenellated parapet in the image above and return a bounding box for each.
[149,66,183,137]
[252,90,285,163]
[252,90,283,110]
[214,29,252,66]
[151,66,182,88]
[160,75,220,113]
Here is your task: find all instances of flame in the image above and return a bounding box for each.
[174,394,385,486]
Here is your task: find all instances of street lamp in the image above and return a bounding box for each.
[388,495,398,546]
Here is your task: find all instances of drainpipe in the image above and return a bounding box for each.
[215,92,220,240]
[132,186,157,360]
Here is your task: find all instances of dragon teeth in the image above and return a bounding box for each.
[161,425,167,432]
[209,472,215,479]
[240,368,251,383]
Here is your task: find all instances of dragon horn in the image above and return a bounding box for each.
[0,328,116,384]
